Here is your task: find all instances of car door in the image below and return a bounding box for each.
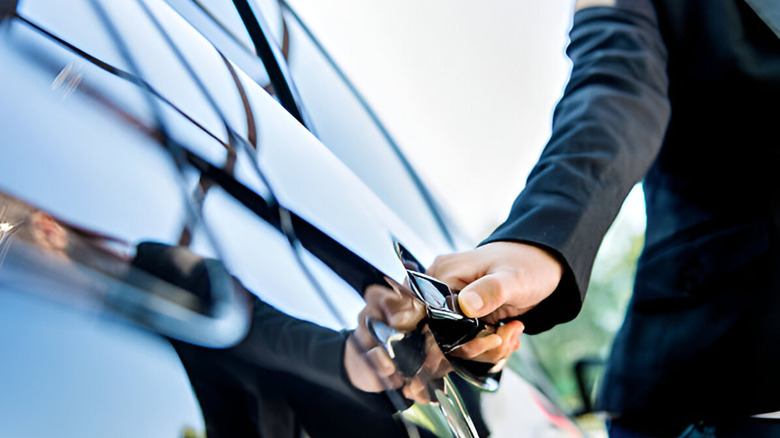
[0,0,585,436]
[0,1,477,436]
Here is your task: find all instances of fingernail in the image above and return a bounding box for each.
[459,291,483,314]
[489,358,507,374]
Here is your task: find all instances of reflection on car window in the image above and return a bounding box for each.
[156,0,460,254]
[1,1,496,436]
[0,192,131,271]
[162,0,278,96]
[280,6,456,252]
[0,1,263,347]
[0,191,250,348]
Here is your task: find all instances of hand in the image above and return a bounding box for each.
[344,328,400,393]
[427,241,563,325]
[344,281,426,393]
[447,319,524,371]
[342,281,455,404]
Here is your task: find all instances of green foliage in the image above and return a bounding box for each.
[181,427,206,438]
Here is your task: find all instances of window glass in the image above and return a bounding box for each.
[155,1,457,254]
[0,21,188,244]
[197,186,365,330]
[162,0,274,89]
[0,1,251,347]
[280,9,453,252]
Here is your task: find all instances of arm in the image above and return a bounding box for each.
[431,0,671,334]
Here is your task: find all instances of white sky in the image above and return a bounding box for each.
[284,1,647,245]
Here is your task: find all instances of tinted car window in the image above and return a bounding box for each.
[0,0,252,347]
[159,0,462,255]
[0,1,587,437]
[4,0,404,387]
[278,6,459,252]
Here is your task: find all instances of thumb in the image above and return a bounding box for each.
[457,274,505,319]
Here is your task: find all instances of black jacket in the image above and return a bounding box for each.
[485,0,780,426]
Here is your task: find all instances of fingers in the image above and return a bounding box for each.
[428,251,502,318]
[427,252,487,292]
[364,283,426,332]
[449,320,524,365]
[457,272,532,321]
[428,242,564,321]
[402,375,431,404]
[457,274,503,319]
[366,345,405,389]
[347,281,427,394]
[497,320,525,352]
[344,334,401,392]
[350,241,556,397]
[346,296,404,393]
[449,332,502,360]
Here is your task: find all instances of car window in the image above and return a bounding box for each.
[0,0,253,347]
[160,0,461,254]
[163,0,278,90]
[278,5,459,252]
[2,0,406,343]
[0,2,588,437]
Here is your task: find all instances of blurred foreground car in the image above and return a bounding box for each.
[0,0,584,436]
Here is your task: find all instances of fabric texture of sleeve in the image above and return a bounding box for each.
[228,295,398,412]
[483,0,671,334]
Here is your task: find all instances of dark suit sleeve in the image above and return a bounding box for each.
[131,242,397,411]
[483,1,671,334]
[227,295,391,407]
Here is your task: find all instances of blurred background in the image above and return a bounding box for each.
[286,0,647,432]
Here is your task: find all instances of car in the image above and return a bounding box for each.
[0,0,585,436]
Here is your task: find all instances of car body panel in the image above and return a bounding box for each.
[0,290,206,438]
[0,0,585,436]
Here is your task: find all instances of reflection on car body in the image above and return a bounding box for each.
[0,0,585,437]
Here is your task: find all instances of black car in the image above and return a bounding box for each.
[0,0,584,436]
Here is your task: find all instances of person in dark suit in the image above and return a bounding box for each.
[427,0,780,436]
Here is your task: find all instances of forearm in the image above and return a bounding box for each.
[486,1,670,332]
[230,297,395,410]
